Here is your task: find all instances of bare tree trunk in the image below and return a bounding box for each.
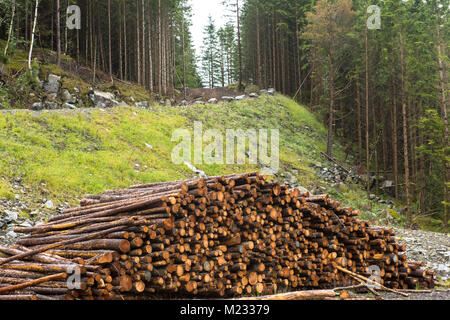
[28,0,39,71]
[141,0,146,87]
[365,25,370,196]
[236,0,243,91]
[56,0,61,66]
[392,74,399,200]
[356,81,362,166]
[148,3,153,92]
[256,0,262,88]
[1,0,16,75]
[123,0,128,81]
[181,6,187,99]
[399,32,412,227]
[436,11,448,230]
[108,0,113,82]
[326,31,335,157]
[136,1,141,84]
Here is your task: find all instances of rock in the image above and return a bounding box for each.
[62,102,77,109]
[32,102,43,111]
[184,161,206,178]
[179,100,187,107]
[193,101,205,105]
[88,90,119,108]
[43,74,61,94]
[4,210,18,223]
[369,194,376,200]
[249,93,258,98]
[135,101,149,109]
[44,200,54,209]
[221,96,235,102]
[145,143,153,150]
[208,98,218,104]
[61,89,76,103]
[296,186,309,194]
[235,95,246,101]
[45,101,59,110]
[6,230,17,239]
[267,88,276,95]
[259,89,268,95]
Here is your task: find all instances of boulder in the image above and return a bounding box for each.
[45,101,59,110]
[62,103,77,109]
[249,93,258,98]
[43,74,61,94]
[135,101,149,109]
[61,89,76,103]
[267,88,276,95]
[221,96,235,102]
[208,98,218,104]
[31,102,43,111]
[235,95,246,101]
[193,101,205,105]
[88,90,119,108]
[259,89,268,95]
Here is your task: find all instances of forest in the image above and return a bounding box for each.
[0,0,448,231]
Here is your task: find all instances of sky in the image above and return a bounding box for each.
[189,0,230,58]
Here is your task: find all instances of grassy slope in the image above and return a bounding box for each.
[0,42,433,230]
[0,93,404,228]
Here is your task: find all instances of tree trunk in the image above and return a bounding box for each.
[435,11,448,230]
[326,31,335,157]
[108,0,113,82]
[399,32,412,227]
[365,25,370,196]
[28,0,39,70]
[56,0,61,67]
[1,0,16,76]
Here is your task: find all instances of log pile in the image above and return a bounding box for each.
[0,172,435,300]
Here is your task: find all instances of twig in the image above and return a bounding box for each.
[336,265,409,297]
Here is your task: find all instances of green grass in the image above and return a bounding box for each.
[0,95,338,206]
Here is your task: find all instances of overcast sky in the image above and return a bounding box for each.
[189,0,230,57]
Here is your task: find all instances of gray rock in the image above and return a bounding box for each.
[61,89,76,103]
[249,93,258,98]
[208,98,218,104]
[32,102,43,111]
[267,88,276,95]
[193,101,205,105]
[44,200,54,209]
[235,95,246,101]
[89,91,119,108]
[184,161,207,178]
[62,102,77,109]
[179,100,187,107]
[221,96,235,102]
[6,230,17,239]
[369,194,376,200]
[259,89,268,95]
[145,143,153,150]
[135,101,149,109]
[45,101,59,110]
[43,74,61,94]
[296,186,309,194]
[4,210,18,223]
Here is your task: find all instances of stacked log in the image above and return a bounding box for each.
[0,172,435,300]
